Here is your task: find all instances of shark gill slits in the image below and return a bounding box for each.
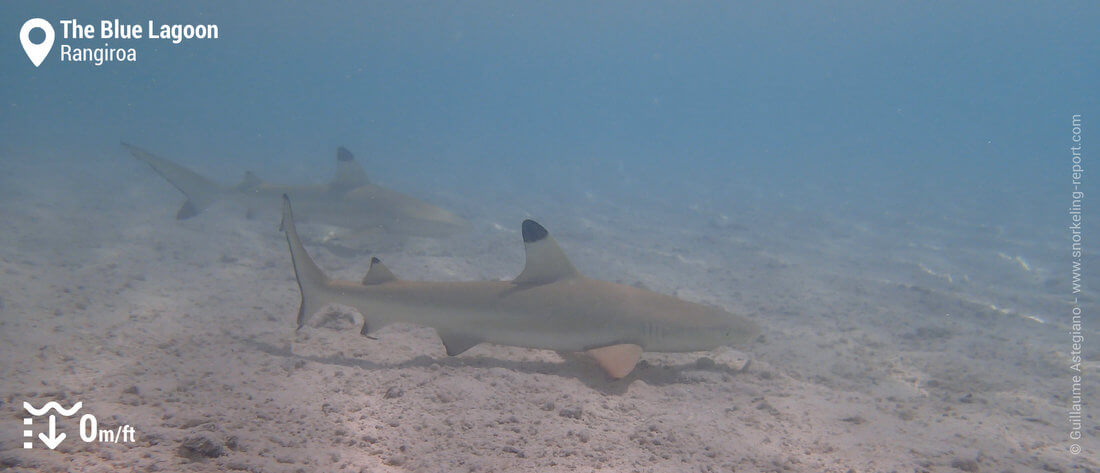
[337,146,354,162]
[522,219,549,243]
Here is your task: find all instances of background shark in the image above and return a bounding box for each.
[123,143,469,239]
[281,195,760,378]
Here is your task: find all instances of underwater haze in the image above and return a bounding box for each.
[2,3,1092,211]
[1,2,1097,472]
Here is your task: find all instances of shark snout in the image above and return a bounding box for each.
[696,306,761,349]
[725,314,761,346]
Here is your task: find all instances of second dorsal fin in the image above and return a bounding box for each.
[362,257,398,285]
[331,146,369,192]
[513,219,579,284]
[236,171,263,191]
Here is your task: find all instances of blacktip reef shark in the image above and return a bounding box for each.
[122,142,468,239]
[281,195,760,378]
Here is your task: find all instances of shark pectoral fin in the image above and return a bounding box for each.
[586,344,643,379]
[513,220,580,284]
[436,330,482,356]
[362,257,398,285]
[330,146,370,192]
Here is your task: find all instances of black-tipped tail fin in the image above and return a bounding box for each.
[281,195,331,329]
[122,142,222,219]
[176,200,199,219]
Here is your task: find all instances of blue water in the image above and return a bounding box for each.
[3,2,1094,230]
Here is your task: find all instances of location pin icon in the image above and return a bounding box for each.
[20,18,55,67]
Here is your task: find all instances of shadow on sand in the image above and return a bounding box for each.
[241,338,750,395]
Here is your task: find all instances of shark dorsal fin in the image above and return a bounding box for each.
[236,171,263,191]
[513,220,579,285]
[362,257,398,285]
[331,146,369,192]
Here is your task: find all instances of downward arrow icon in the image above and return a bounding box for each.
[38,415,65,449]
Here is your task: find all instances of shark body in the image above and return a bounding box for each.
[124,143,468,238]
[281,195,759,378]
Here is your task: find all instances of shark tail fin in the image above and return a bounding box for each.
[122,142,222,219]
[281,195,331,330]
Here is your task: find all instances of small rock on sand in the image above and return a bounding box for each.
[177,435,224,460]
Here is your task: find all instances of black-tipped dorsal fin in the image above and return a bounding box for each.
[331,146,369,191]
[513,219,579,284]
[236,171,263,191]
[362,257,398,285]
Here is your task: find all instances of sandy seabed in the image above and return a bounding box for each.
[0,154,1096,472]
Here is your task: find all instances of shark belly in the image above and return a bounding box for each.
[434,307,630,353]
[323,282,642,353]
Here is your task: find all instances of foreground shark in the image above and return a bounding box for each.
[281,195,760,378]
[123,143,468,238]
